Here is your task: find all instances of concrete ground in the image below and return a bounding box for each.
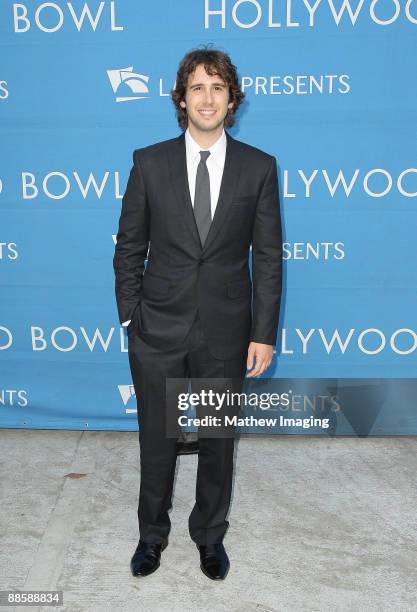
[0,430,416,612]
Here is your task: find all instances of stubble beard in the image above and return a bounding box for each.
[187,110,227,133]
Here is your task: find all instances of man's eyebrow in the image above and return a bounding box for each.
[189,82,226,88]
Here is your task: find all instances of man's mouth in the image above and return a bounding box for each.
[198,109,216,117]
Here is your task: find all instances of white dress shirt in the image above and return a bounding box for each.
[185,126,227,217]
[122,128,227,327]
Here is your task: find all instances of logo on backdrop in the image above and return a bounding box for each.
[16,167,417,200]
[0,326,415,356]
[12,1,124,33]
[0,81,9,100]
[0,389,28,407]
[241,74,350,95]
[112,234,342,260]
[0,242,18,260]
[283,242,345,260]
[107,67,150,102]
[203,0,417,29]
[20,170,124,200]
[118,384,137,414]
[107,67,350,100]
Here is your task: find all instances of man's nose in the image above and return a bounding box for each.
[203,88,214,104]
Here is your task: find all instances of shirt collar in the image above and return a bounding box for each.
[185,127,227,170]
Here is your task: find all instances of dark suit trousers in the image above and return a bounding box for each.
[127,309,247,546]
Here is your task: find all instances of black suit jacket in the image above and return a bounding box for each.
[113,129,282,360]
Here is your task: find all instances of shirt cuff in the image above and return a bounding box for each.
[122,320,131,327]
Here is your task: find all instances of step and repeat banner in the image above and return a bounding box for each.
[1,1,417,432]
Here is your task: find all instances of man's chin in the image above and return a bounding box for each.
[189,116,225,132]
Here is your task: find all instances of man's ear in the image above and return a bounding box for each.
[180,100,186,109]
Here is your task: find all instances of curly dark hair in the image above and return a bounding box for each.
[171,45,245,131]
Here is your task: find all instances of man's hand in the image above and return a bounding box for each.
[246,342,273,377]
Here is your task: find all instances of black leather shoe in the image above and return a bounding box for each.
[197,543,230,580]
[130,540,166,577]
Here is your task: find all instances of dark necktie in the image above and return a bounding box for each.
[194,150,211,246]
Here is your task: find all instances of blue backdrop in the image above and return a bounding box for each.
[1,1,416,431]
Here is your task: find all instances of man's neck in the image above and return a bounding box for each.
[187,123,224,149]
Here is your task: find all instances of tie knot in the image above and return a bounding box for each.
[199,150,211,163]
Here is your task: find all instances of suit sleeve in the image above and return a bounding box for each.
[250,155,283,345]
[113,150,149,325]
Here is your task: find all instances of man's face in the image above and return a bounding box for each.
[180,63,234,133]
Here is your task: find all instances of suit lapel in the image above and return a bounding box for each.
[203,131,242,253]
[167,130,242,253]
[167,131,201,250]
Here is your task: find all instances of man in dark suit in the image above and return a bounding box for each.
[113,47,282,580]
